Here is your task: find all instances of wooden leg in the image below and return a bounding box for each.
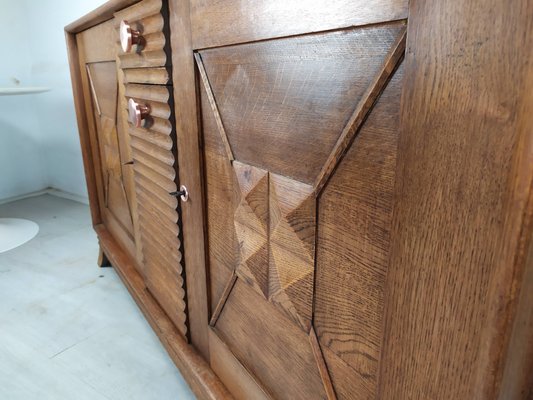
[97,245,112,268]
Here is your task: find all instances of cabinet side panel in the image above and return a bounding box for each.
[381,0,533,398]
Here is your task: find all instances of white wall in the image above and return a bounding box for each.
[0,0,106,202]
[0,2,46,200]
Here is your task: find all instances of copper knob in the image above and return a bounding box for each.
[128,98,150,128]
[120,20,142,53]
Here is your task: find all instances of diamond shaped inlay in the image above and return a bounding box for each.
[233,161,269,297]
[269,173,315,331]
[231,162,316,330]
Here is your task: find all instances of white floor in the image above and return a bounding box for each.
[0,194,196,400]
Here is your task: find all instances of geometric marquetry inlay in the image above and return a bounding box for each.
[233,161,270,297]
[269,173,315,331]
[233,161,316,331]
[198,21,407,400]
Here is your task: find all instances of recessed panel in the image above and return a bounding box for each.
[199,23,405,184]
[314,62,404,398]
[214,280,326,400]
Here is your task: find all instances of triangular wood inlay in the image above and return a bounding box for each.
[199,24,406,184]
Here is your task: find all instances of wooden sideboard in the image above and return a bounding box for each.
[66,1,533,399]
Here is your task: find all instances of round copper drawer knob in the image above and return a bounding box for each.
[120,20,142,53]
[128,98,150,128]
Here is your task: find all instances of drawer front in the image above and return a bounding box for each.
[114,0,172,82]
[124,81,187,337]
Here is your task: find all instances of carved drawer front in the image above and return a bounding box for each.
[124,82,187,338]
[114,0,171,84]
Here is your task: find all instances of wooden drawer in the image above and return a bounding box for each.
[114,0,172,82]
[124,82,187,337]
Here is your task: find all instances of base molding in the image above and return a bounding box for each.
[94,224,232,400]
[0,188,89,206]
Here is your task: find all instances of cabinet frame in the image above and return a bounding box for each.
[66,0,533,399]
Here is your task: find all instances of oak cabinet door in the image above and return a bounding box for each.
[86,62,134,239]
[114,0,188,337]
[77,18,137,257]
[196,20,406,400]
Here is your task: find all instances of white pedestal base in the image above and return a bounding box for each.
[0,218,39,253]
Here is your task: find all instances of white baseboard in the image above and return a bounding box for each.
[46,188,89,205]
[0,189,49,205]
[0,188,89,206]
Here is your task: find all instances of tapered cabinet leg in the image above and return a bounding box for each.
[97,245,112,268]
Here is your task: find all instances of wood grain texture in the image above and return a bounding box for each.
[190,0,408,49]
[76,26,112,226]
[86,60,135,244]
[215,280,326,400]
[314,28,406,193]
[119,49,168,69]
[129,127,172,149]
[115,49,142,270]
[135,161,176,192]
[269,173,315,331]
[380,0,533,398]
[129,118,188,339]
[132,113,173,136]
[199,21,409,399]
[209,272,237,327]
[69,0,533,398]
[209,330,272,400]
[67,2,229,397]
[195,53,234,161]
[168,0,210,359]
[321,341,373,400]
[199,23,404,184]
[498,54,533,400]
[138,213,181,250]
[499,225,533,399]
[233,161,269,297]
[114,0,188,339]
[314,61,404,400]
[137,201,180,236]
[130,135,174,165]
[125,83,169,103]
[130,147,175,179]
[202,150,240,314]
[145,262,188,336]
[123,67,171,84]
[202,93,318,330]
[201,102,240,316]
[76,19,118,64]
[135,174,178,209]
[65,31,101,226]
[309,327,337,400]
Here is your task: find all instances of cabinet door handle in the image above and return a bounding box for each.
[128,98,150,128]
[120,20,143,53]
[169,185,189,202]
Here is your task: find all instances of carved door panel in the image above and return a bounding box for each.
[197,21,406,399]
[86,62,134,238]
